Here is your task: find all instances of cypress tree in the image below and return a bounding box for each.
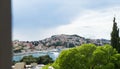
[111,17,120,52]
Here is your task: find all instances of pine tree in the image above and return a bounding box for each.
[111,17,120,52]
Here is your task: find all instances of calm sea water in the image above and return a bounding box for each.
[13,51,59,61]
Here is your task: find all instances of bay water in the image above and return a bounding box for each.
[13,51,60,61]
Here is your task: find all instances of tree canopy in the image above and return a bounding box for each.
[20,55,53,65]
[20,55,37,65]
[52,44,120,69]
[111,17,120,53]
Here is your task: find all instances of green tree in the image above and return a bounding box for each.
[52,44,120,69]
[91,45,117,69]
[19,55,53,65]
[111,17,120,52]
[37,55,53,65]
[20,55,37,65]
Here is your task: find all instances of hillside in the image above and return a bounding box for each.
[12,34,110,53]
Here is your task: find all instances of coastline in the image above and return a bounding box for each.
[13,50,48,56]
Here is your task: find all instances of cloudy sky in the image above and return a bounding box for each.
[12,0,120,41]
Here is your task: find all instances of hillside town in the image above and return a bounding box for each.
[13,34,110,54]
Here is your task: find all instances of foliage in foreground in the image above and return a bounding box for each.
[52,44,120,69]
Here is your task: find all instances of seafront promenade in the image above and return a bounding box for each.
[13,48,68,56]
[13,50,48,56]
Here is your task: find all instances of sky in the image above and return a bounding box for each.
[12,0,120,41]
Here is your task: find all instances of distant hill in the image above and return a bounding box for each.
[12,34,110,53]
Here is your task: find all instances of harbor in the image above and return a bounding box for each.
[13,49,61,61]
